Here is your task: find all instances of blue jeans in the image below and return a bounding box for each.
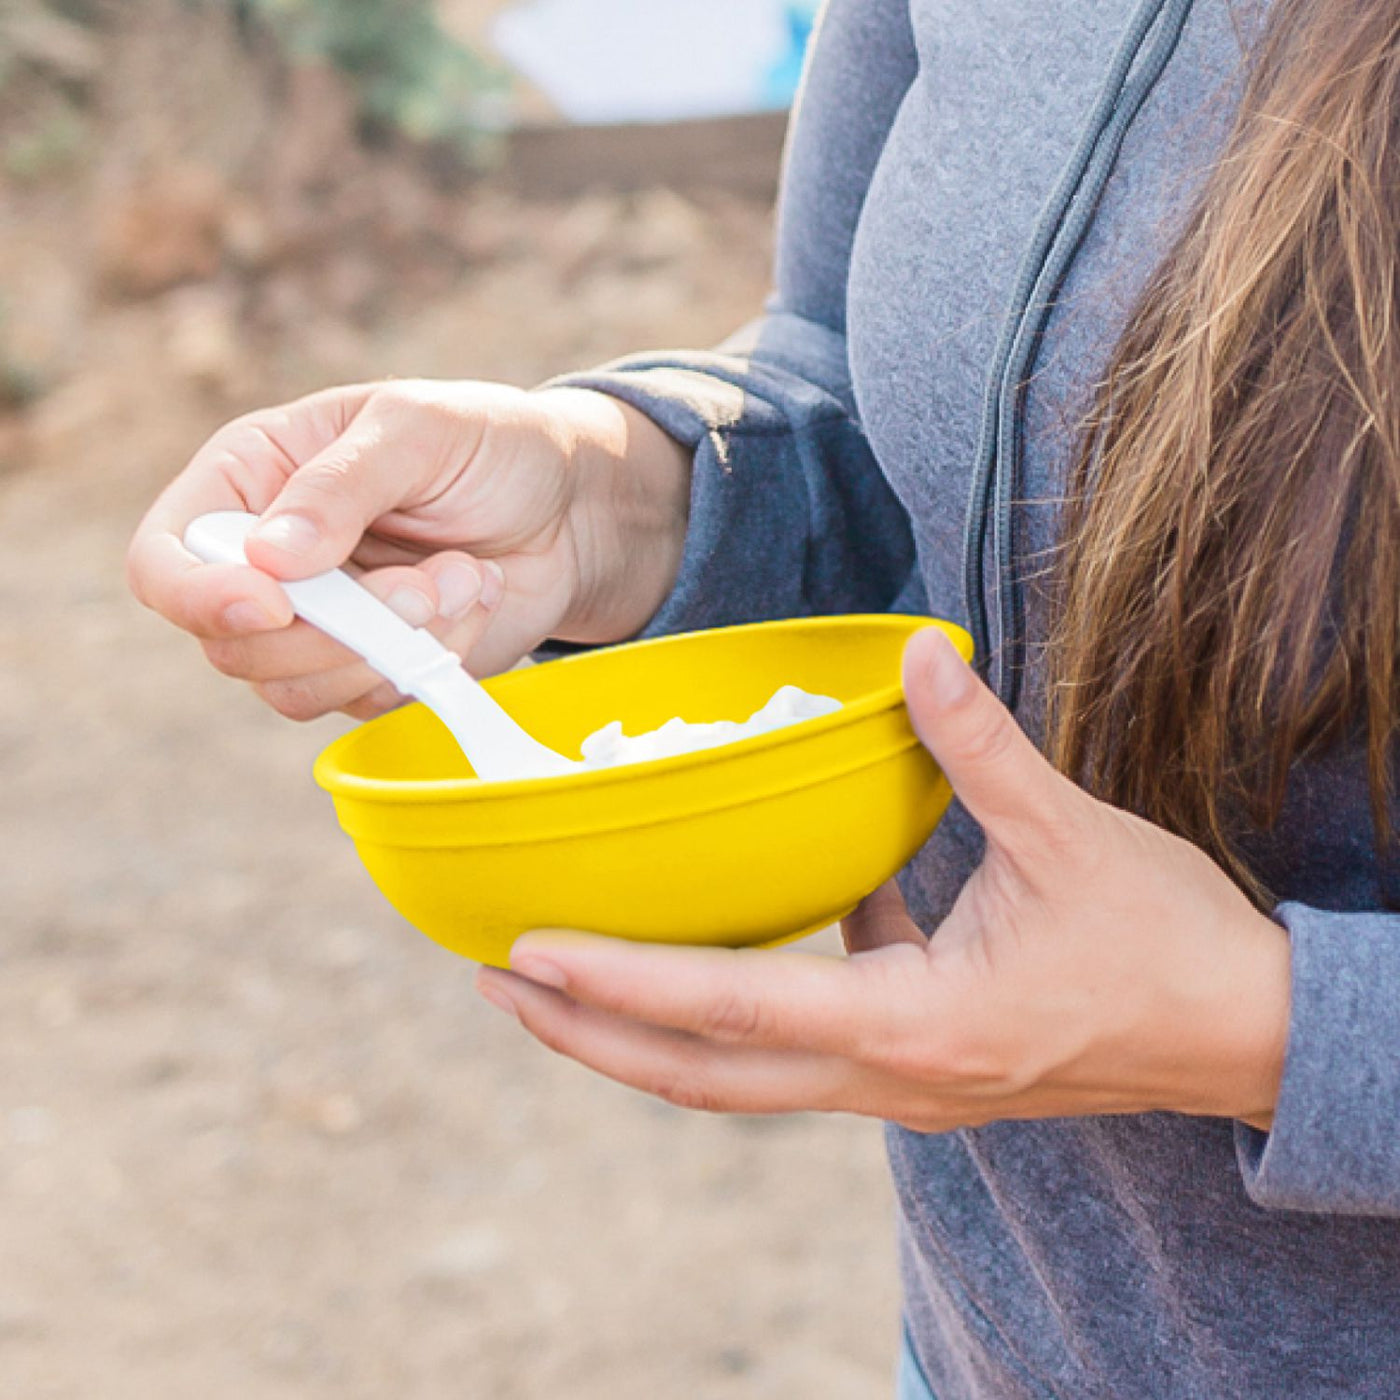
[898,1327,938,1400]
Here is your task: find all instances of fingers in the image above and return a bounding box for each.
[343,680,407,722]
[505,933,927,1063]
[127,389,381,636]
[201,561,430,675]
[244,392,462,580]
[421,550,504,617]
[133,555,295,640]
[842,882,927,955]
[475,969,851,1115]
[200,552,499,721]
[253,660,404,723]
[204,616,382,683]
[903,627,1081,861]
[130,490,295,640]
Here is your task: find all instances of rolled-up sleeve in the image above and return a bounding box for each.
[1236,902,1400,1216]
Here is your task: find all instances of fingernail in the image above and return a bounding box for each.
[222,600,280,632]
[386,586,435,627]
[478,978,520,1018]
[480,561,506,610]
[926,630,974,705]
[510,955,568,990]
[436,561,483,617]
[252,513,320,557]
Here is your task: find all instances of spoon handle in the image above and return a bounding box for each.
[183,511,575,781]
[184,511,452,684]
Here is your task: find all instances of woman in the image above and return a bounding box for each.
[128,0,1400,1393]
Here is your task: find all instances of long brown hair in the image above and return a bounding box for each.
[1048,0,1400,901]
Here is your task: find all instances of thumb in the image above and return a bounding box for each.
[903,626,1078,857]
[244,406,438,579]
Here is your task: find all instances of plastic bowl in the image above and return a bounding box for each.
[313,614,971,968]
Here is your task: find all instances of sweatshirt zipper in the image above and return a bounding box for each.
[962,0,1197,710]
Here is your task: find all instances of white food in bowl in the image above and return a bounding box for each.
[579,685,843,769]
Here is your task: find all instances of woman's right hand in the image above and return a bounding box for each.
[127,379,691,722]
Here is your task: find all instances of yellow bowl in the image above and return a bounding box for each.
[313,614,971,968]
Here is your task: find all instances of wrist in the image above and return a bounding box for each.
[537,387,691,645]
[1187,908,1292,1131]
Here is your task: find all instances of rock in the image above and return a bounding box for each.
[163,285,253,396]
[98,165,232,297]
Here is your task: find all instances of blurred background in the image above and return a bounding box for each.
[0,2,900,1395]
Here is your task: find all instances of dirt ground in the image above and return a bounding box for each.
[0,6,902,1397]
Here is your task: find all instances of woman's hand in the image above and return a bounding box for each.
[477,628,1292,1133]
[128,380,690,719]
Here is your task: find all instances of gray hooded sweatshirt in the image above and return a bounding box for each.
[555,0,1400,1393]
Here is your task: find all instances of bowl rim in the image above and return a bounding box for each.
[314,614,971,805]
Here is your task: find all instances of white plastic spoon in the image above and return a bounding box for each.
[184,511,580,782]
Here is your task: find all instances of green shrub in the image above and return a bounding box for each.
[245,0,507,154]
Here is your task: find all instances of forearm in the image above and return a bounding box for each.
[542,339,918,642]
[1155,902,1290,1132]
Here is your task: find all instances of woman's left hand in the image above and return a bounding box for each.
[476,628,1292,1133]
